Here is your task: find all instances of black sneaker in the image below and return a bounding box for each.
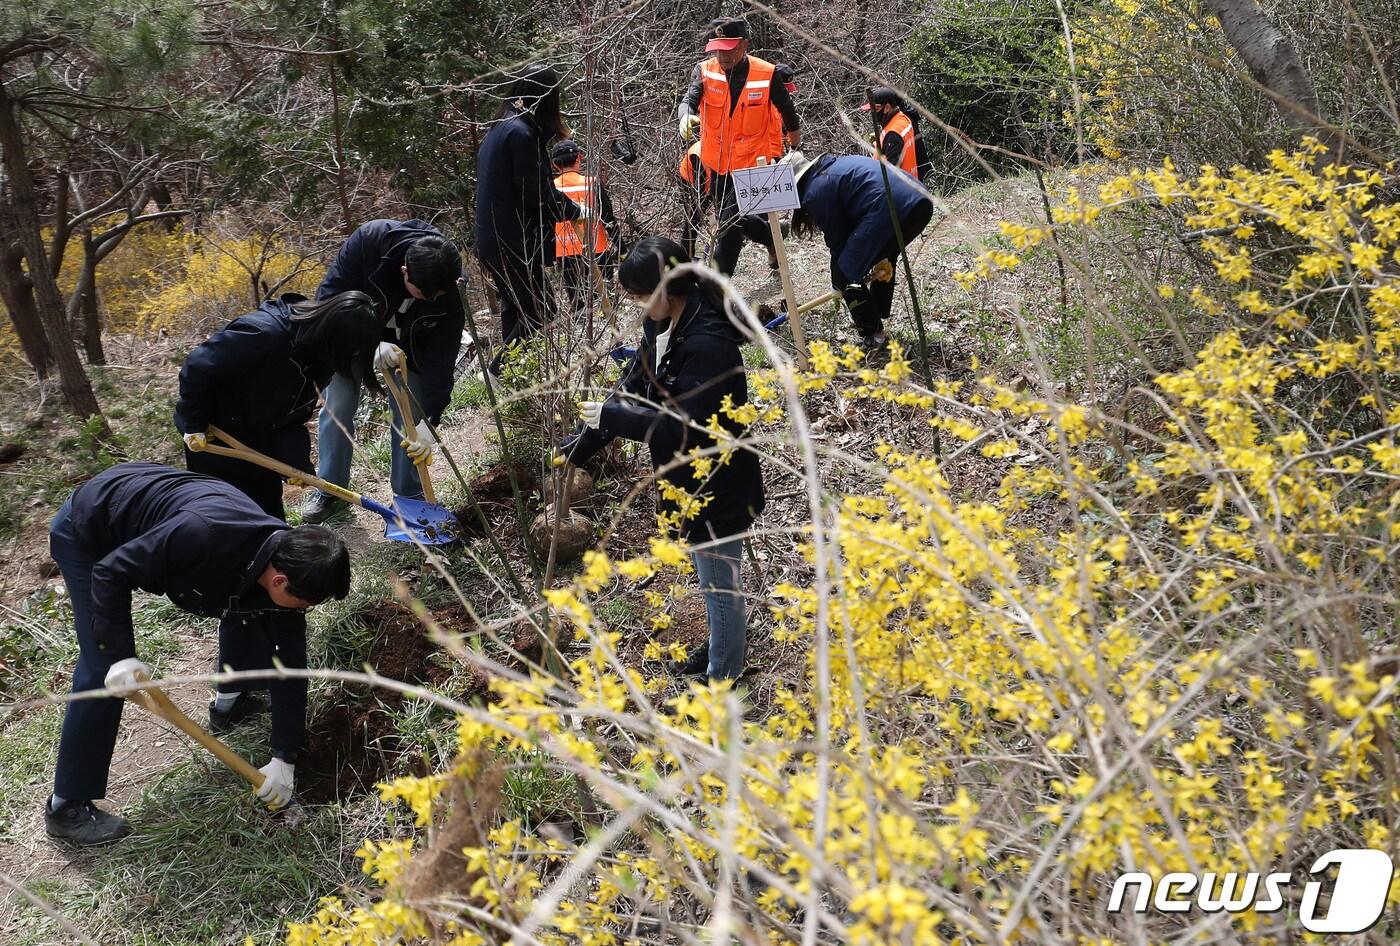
[859,331,890,355]
[299,491,346,524]
[45,799,131,846]
[667,643,709,677]
[209,691,269,734]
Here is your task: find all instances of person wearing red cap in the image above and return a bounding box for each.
[676,17,801,276]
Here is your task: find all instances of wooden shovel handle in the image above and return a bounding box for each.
[128,676,265,790]
[380,365,436,504]
[202,426,361,507]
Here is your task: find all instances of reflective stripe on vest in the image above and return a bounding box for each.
[880,111,918,178]
[699,55,780,175]
[553,171,610,258]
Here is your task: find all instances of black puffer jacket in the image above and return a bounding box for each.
[317,218,464,422]
[562,292,765,541]
[173,294,320,473]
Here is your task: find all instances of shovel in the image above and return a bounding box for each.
[380,364,437,504]
[123,669,266,793]
[200,426,457,545]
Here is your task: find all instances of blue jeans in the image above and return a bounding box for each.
[691,537,747,681]
[50,498,124,801]
[315,368,426,500]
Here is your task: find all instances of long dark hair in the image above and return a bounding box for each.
[619,236,728,315]
[499,63,569,141]
[288,291,382,385]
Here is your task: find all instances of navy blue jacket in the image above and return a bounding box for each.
[317,219,464,423]
[65,463,296,661]
[797,154,933,286]
[173,294,319,473]
[561,293,765,541]
[473,110,580,270]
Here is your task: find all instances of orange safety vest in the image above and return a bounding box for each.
[678,141,710,194]
[699,55,781,175]
[553,170,610,258]
[880,111,918,178]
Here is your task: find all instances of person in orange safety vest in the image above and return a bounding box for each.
[551,139,617,316]
[676,17,801,276]
[863,86,921,179]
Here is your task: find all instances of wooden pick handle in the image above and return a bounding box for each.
[127,673,265,791]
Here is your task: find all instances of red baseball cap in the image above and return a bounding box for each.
[705,18,748,52]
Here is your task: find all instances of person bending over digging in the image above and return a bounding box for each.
[300,220,465,524]
[557,237,765,683]
[173,290,379,737]
[782,149,935,355]
[44,462,351,845]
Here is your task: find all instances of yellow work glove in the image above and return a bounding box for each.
[679,113,701,141]
[402,419,434,466]
[869,259,894,283]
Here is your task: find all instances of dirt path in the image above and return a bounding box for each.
[0,621,220,940]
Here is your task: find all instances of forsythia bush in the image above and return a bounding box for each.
[289,144,1398,943]
[0,222,321,364]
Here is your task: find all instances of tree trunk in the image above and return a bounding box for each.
[0,86,109,434]
[1203,0,1342,156]
[0,232,51,377]
[76,234,105,365]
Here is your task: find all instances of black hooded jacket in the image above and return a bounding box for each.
[317,218,464,423]
[173,294,320,473]
[561,292,765,541]
[62,463,310,758]
[473,109,580,271]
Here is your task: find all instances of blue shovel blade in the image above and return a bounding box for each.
[370,496,458,545]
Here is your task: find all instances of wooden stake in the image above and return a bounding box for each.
[757,156,808,369]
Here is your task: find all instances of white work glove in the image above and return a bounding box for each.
[373,342,404,373]
[403,419,434,464]
[679,113,700,141]
[578,400,604,430]
[183,432,207,452]
[256,758,295,809]
[104,657,154,691]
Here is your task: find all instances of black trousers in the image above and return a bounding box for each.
[185,449,307,760]
[838,201,935,337]
[484,252,554,375]
[711,173,775,277]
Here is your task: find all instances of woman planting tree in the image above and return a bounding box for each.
[172,290,379,738]
[556,237,766,682]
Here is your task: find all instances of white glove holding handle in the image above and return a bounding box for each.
[579,401,604,430]
[104,657,154,691]
[403,419,434,464]
[373,342,404,374]
[256,758,295,809]
[183,432,207,452]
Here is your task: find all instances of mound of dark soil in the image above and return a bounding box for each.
[361,601,446,694]
[468,461,540,505]
[297,694,401,804]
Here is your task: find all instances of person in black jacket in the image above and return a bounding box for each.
[301,220,464,523]
[784,150,935,353]
[175,291,381,518]
[174,291,377,736]
[473,63,581,375]
[558,237,765,682]
[44,463,352,845]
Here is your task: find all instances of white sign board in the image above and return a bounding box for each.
[731,163,801,216]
